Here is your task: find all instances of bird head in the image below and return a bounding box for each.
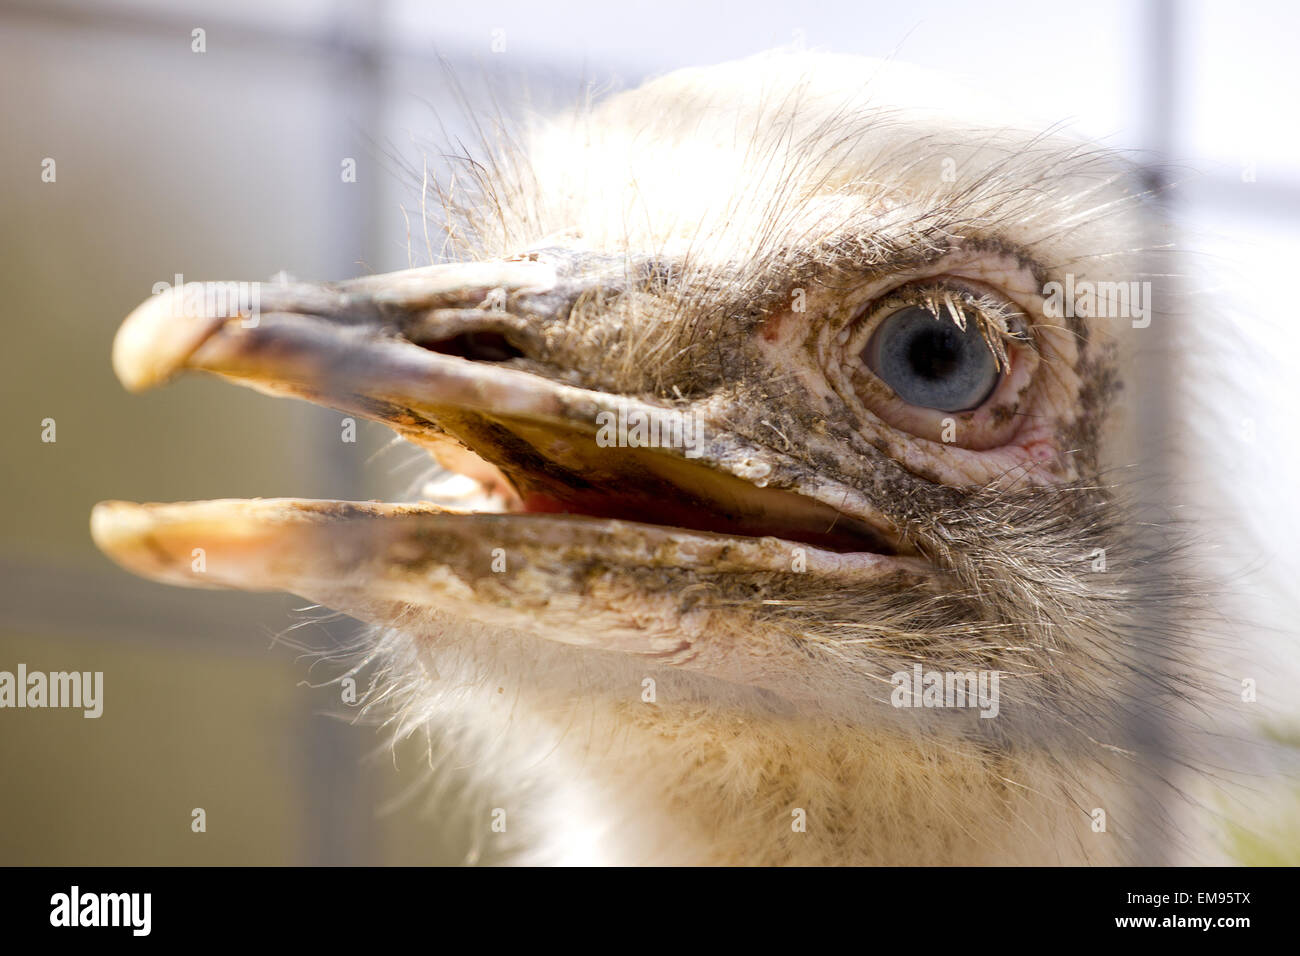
[93,52,1163,752]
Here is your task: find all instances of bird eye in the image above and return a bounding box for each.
[862,305,1000,412]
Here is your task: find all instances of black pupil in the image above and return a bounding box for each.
[906,325,963,381]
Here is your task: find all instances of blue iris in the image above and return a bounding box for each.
[863,306,999,412]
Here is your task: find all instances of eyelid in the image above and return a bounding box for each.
[853,276,1034,371]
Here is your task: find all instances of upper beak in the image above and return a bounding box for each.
[108,260,755,505]
[100,259,906,552]
[111,259,602,470]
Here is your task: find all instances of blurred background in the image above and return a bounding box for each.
[1,0,1297,863]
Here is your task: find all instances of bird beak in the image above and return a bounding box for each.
[109,258,584,469]
[92,259,925,674]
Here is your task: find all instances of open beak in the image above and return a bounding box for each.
[92,257,927,665]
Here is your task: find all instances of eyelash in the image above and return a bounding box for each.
[858,281,1032,373]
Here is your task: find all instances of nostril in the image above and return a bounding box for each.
[410,330,526,363]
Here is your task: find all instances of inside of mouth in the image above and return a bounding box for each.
[513,488,898,554]
[414,331,526,363]
[417,423,901,557]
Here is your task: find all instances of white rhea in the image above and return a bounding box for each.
[94,52,1261,865]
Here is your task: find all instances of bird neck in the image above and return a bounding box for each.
[518,697,1123,865]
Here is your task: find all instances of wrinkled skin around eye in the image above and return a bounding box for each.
[755,248,1088,488]
[843,278,1040,453]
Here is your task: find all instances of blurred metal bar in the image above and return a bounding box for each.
[1131,0,1181,866]
[296,0,389,867]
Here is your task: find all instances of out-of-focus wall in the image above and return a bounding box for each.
[0,0,510,864]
